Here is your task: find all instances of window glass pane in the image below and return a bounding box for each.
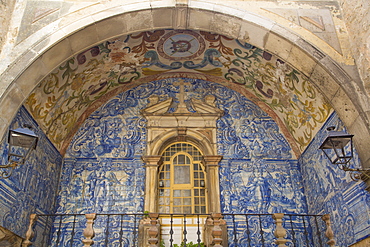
[185,156,190,164]
[178,155,185,164]
[159,206,170,213]
[184,198,191,205]
[174,190,181,197]
[183,190,191,197]
[200,180,205,187]
[200,189,205,196]
[183,206,191,214]
[173,207,181,213]
[165,180,170,187]
[174,166,190,184]
[159,197,165,204]
[174,198,182,205]
[159,142,206,214]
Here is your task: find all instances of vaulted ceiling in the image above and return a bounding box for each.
[24,29,332,156]
[1,2,369,167]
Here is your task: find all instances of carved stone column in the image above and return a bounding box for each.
[273,213,288,247]
[22,214,38,247]
[211,213,224,247]
[148,213,160,247]
[203,155,223,213]
[322,214,336,246]
[142,156,162,212]
[82,213,96,247]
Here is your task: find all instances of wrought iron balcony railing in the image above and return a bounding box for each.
[22,212,336,246]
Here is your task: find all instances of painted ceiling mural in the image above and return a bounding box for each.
[24,29,332,155]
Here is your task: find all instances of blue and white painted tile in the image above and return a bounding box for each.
[299,112,370,246]
[0,106,62,241]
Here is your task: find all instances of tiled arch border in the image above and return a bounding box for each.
[0,2,369,167]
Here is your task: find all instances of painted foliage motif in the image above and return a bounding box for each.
[25,29,332,154]
[299,113,370,246]
[0,106,62,240]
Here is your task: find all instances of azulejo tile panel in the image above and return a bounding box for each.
[65,77,294,160]
[24,29,332,155]
[220,159,306,214]
[2,78,367,246]
[299,112,370,246]
[51,78,301,245]
[56,158,145,214]
[0,106,62,239]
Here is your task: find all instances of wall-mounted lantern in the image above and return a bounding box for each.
[1,125,38,178]
[319,127,354,165]
[319,126,369,180]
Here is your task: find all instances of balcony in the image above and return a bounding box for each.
[23,212,336,246]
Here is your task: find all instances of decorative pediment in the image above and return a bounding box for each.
[141,96,173,115]
[141,95,223,117]
[141,79,224,156]
[190,96,224,115]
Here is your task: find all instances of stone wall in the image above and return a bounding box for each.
[340,0,370,93]
[0,0,16,52]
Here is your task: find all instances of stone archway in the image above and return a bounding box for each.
[0,2,369,169]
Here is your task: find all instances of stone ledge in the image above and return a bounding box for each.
[332,88,359,128]
[264,31,293,61]
[348,115,370,171]
[349,236,370,247]
[309,63,340,102]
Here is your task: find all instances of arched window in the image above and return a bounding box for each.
[158,142,207,214]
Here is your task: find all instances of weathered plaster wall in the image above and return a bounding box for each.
[339,0,370,94]
[0,0,16,52]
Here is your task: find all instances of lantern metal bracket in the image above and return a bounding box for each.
[1,125,38,179]
[319,126,370,181]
